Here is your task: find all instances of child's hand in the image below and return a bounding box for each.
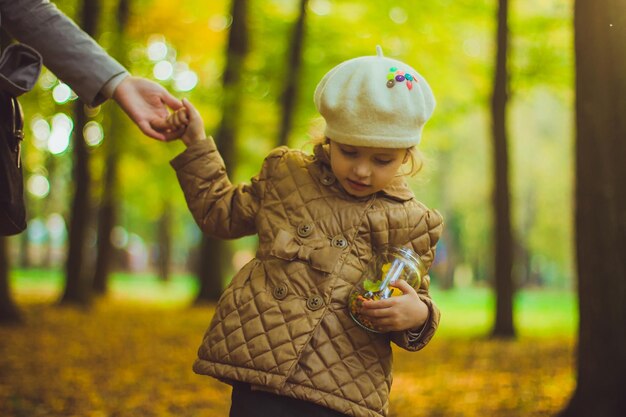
[358,280,429,333]
[166,98,206,146]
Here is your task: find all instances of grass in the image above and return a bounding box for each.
[10,268,577,338]
[431,286,577,338]
[10,268,198,307]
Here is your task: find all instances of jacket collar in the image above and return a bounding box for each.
[312,144,415,202]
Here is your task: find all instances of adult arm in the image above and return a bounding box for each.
[1,0,125,106]
[1,0,183,140]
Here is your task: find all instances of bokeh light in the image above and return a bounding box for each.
[153,60,174,81]
[38,71,57,90]
[27,174,50,198]
[309,0,332,15]
[84,121,104,147]
[173,69,198,92]
[30,116,51,151]
[147,38,168,61]
[46,213,67,244]
[389,7,408,24]
[208,14,232,31]
[27,217,47,243]
[52,83,73,104]
[48,113,73,155]
[111,226,129,249]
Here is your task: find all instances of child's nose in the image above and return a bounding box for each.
[353,162,371,178]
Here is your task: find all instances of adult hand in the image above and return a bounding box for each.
[358,280,429,333]
[112,76,184,141]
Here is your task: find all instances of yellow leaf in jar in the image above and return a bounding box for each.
[390,287,403,297]
[380,262,391,277]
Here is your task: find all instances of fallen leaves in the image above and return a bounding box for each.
[390,337,574,416]
[0,300,574,416]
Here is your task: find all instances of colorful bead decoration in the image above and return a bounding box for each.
[386,67,418,90]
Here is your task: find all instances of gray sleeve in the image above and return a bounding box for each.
[0,0,127,106]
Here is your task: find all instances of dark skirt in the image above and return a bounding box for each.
[229,382,349,417]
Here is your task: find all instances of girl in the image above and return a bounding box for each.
[167,46,443,417]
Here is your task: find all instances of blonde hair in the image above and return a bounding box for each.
[309,134,424,177]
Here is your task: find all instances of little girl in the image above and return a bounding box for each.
[167,46,443,417]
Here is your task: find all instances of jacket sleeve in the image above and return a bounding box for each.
[391,207,444,351]
[170,138,284,240]
[0,0,126,106]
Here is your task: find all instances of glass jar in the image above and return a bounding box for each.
[348,246,426,333]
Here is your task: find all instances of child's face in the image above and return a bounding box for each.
[328,140,409,198]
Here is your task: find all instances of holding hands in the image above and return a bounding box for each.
[112,76,185,141]
[357,279,430,333]
[165,98,206,146]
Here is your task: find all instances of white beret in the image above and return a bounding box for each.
[314,46,435,148]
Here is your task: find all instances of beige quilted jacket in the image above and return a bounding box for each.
[170,139,444,417]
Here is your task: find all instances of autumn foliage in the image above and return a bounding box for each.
[0,299,573,417]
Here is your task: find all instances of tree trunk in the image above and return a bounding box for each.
[195,235,225,303]
[490,0,515,338]
[195,0,249,303]
[558,1,626,416]
[42,155,59,269]
[437,151,460,290]
[92,0,130,295]
[277,0,308,147]
[60,0,101,306]
[439,215,461,290]
[0,236,22,324]
[92,136,117,294]
[18,226,30,268]
[157,202,171,282]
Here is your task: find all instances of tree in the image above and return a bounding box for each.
[60,0,101,305]
[195,0,249,303]
[92,0,130,295]
[490,0,515,338]
[276,0,308,147]
[558,0,626,415]
[156,201,172,282]
[0,237,21,324]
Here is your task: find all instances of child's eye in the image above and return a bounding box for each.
[374,158,394,165]
[339,148,357,157]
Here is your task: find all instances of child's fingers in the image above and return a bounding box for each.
[182,98,201,120]
[368,318,398,333]
[166,112,180,127]
[160,127,187,141]
[388,279,416,296]
[168,110,188,128]
[360,297,396,310]
[360,306,394,318]
[173,110,184,126]
[177,108,189,124]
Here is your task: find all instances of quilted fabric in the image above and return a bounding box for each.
[170,139,443,417]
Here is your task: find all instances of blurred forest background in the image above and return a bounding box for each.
[4,0,623,416]
[6,0,574,294]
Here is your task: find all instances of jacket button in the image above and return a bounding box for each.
[331,235,348,249]
[273,283,288,300]
[320,174,336,185]
[306,295,324,311]
[297,223,314,238]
